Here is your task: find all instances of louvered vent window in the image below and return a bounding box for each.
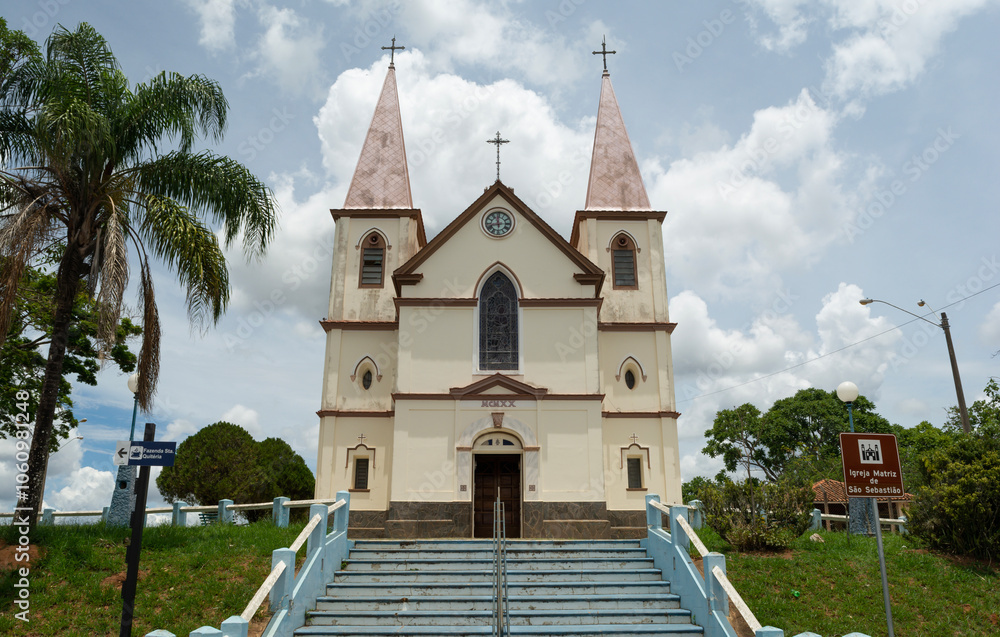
[612,234,637,289]
[359,233,385,288]
[627,457,642,489]
[354,458,370,490]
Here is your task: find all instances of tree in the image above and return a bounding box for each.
[156,423,315,520]
[0,17,39,79]
[944,378,1000,436]
[1,257,141,449]
[0,24,278,529]
[703,388,892,483]
[156,422,262,507]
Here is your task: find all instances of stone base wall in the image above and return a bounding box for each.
[349,501,650,539]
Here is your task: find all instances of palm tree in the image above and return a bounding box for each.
[0,23,279,529]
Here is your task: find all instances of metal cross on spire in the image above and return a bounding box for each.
[486,131,510,182]
[382,36,404,65]
[592,35,616,72]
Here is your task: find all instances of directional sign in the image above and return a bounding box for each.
[840,432,905,498]
[115,440,176,466]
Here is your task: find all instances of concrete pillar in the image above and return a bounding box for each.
[107,464,137,527]
[172,502,188,527]
[218,499,234,525]
[273,497,290,528]
[270,548,295,612]
[645,494,661,530]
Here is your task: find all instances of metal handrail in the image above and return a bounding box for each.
[492,496,510,636]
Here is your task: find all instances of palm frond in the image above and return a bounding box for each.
[135,261,160,411]
[134,151,278,258]
[121,72,228,156]
[94,198,129,348]
[138,194,229,329]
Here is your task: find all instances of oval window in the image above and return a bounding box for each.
[625,369,636,389]
[362,370,373,389]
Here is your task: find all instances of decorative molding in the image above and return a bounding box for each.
[598,322,677,333]
[570,209,667,247]
[492,412,505,428]
[320,320,398,332]
[605,230,641,253]
[317,409,394,418]
[394,297,477,309]
[329,208,427,246]
[355,228,392,250]
[615,356,647,382]
[350,355,383,382]
[393,392,604,402]
[620,442,651,469]
[346,442,376,469]
[519,298,602,308]
[603,410,681,419]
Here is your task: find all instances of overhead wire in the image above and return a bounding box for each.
[677,279,1000,405]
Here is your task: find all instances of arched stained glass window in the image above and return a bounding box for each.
[479,272,518,370]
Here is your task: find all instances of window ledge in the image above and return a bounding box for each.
[349,488,371,493]
[626,488,647,492]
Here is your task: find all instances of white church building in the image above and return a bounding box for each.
[314,50,682,539]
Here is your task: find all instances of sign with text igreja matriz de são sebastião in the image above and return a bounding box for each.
[840,432,906,498]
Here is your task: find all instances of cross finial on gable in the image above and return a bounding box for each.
[629,433,639,445]
[486,131,510,182]
[358,433,367,445]
[382,36,405,65]
[592,35,616,73]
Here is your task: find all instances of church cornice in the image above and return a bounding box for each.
[392,182,605,296]
[598,322,677,333]
[570,209,668,247]
[393,392,606,402]
[330,208,428,247]
[317,409,395,418]
[603,410,681,419]
[320,320,399,333]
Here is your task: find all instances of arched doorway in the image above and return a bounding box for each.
[472,431,522,538]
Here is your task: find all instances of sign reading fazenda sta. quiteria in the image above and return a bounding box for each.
[840,432,905,498]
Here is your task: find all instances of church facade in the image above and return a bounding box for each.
[314,55,682,539]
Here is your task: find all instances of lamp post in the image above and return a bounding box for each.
[107,373,140,527]
[837,381,876,535]
[860,298,970,433]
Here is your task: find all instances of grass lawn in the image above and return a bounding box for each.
[697,526,1000,637]
[0,521,306,636]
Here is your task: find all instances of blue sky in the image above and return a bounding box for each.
[3,0,999,516]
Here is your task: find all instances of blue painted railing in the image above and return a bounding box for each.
[145,490,352,637]
[645,495,873,637]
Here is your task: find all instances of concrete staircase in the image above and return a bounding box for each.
[294,538,705,636]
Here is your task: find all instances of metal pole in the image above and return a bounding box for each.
[128,394,139,441]
[119,422,154,637]
[940,313,971,434]
[871,496,896,637]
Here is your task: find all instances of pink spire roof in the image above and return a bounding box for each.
[584,71,651,211]
[344,64,413,209]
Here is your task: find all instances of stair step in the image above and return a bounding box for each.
[342,557,655,571]
[349,548,649,560]
[325,580,673,597]
[351,539,642,551]
[296,625,703,636]
[315,593,681,611]
[333,568,663,583]
[306,608,693,626]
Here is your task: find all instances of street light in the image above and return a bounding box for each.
[837,380,875,535]
[108,373,141,527]
[57,435,83,452]
[860,297,970,433]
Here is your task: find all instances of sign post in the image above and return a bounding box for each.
[117,425,176,637]
[840,432,903,637]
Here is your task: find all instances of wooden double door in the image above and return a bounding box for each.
[473,453,521,538]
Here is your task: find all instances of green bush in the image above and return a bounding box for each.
[696,477,813,552]
[908,433,1000,561]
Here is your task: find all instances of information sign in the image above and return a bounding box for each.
[839,432,905,498]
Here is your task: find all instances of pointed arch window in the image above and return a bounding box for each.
[359,232,385,288]
[612,233,637,289]
[479,271,519,370]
